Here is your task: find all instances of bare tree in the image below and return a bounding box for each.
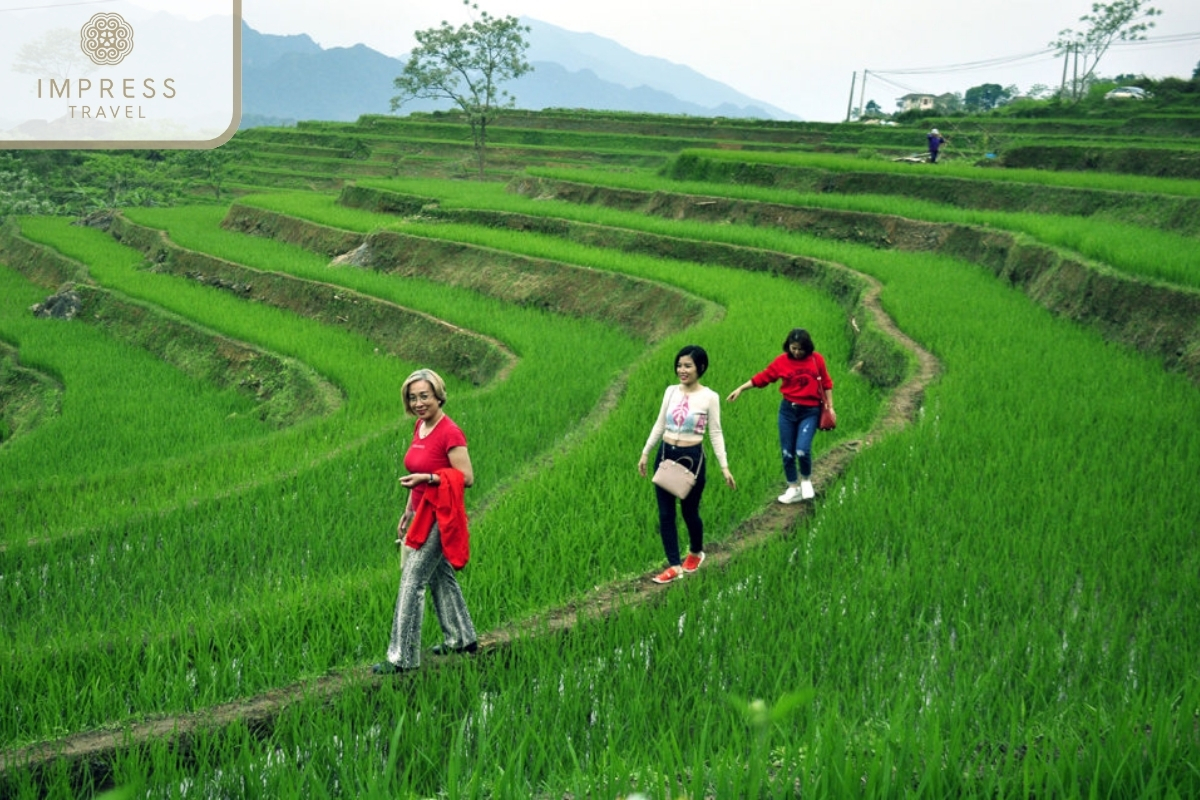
[1051,0,1161,99]
[12,27,95,80]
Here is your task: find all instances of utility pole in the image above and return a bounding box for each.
[845,71,857,122]
[1072,44,1079,100]
[858,70,868,125]
[1060,43,1070,98]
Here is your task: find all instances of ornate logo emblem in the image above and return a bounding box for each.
[80,13,134,66]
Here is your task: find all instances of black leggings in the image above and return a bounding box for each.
[654,442,707,566]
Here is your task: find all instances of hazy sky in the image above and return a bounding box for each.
[178,0,1200,120]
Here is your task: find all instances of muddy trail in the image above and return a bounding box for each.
[0,254,940,785]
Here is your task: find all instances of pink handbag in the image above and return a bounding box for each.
[651,446,703,499]
[652,458,697,499]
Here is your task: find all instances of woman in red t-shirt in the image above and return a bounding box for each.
[728,328,834,504]
[373,368,478,675]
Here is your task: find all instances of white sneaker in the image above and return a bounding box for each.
[777,486,803,504]
[800,480,815,500]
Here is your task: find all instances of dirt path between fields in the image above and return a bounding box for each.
[0,269,940,784]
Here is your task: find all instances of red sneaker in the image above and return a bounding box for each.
[652,565,684,584]
[682,552,706,573]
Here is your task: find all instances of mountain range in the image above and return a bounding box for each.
[240,18,798,128]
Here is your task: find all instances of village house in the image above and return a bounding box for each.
[897,92,962,113]
[898,93,937,112]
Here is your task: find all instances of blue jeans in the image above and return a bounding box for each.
[653,442,706,567]
[778,400,820,483]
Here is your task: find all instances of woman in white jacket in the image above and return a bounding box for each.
[638,345,736,584]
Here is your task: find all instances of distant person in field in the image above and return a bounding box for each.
[639,345,736,584]
[927,128,947,163]
[373,368,478,675]
[727,328,834,504]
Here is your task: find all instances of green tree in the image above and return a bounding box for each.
[77,153,179,209]
[171,146,237,200]
[1051,0,1161,99]
[391,1,532,179]
[1193,60,1199,80]
[963,83,1011,111]
[937,92,964,113]
[0,155,59,217]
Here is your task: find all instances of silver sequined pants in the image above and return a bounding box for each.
[386,522,477,669]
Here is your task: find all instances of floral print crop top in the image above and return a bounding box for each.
[642,385,729,468]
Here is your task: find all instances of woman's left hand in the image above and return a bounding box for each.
[721,467,737,490]
[398,472,432,489]
[637,454,648,477]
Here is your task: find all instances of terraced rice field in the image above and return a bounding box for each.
[1,110,1198,798]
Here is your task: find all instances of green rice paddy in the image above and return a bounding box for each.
[1,109,1197,798]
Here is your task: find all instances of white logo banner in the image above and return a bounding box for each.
[1,0,241,148]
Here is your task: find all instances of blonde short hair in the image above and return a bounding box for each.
[401,368,447,416]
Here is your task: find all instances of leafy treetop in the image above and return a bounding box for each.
[391,1,532,178]
[1050,0,1161,98]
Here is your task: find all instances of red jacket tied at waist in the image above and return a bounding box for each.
[404,468,470,570]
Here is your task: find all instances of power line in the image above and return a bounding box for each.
[853,30,1200,108]
[870,31,1200,78]
[0,0,115,12]
[873,49,1057,76]
[867,72,928,96]
[1112,31,1200,45]
[1108,31,1200,52]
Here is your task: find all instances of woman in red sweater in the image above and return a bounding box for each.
[727,329,834,504]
